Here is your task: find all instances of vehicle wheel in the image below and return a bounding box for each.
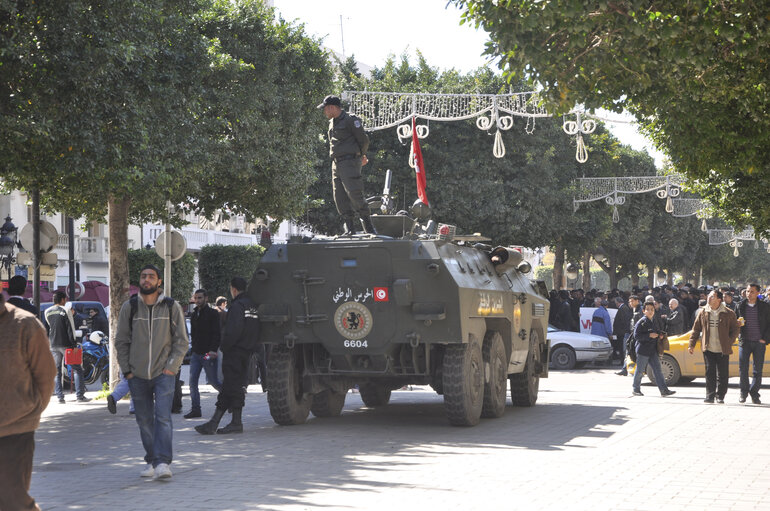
[510,330,541,407]
[442,339,484,426]
[647,354,681,386]
[310,389,347,417]
[550,345,577,370]
[266,346,311,425]
[359,383,392,407]
[481,331,507,419]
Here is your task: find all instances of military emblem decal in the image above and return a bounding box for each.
[334,301,373,340]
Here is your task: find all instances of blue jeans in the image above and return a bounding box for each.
[51,348,86,399]
[128,373,175,467]
[633,353,671,394]
[111,375,135,412]
[189,352,222,411]
[739,341,766,397]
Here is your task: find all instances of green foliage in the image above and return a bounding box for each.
[127,249,196,304]
[453,0,770,234]
[198,244,264,301]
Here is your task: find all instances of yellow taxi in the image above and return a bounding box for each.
[637,331,770,386]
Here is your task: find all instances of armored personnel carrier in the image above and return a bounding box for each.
[248,172,550,426]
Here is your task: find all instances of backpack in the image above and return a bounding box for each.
[128,295,176,337]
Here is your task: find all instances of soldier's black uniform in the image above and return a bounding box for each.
[319,95,374,234]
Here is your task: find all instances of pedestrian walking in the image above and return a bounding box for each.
[196,277,260,435]
[737,283,770,404]
[631,302,676,397]
[45,290,90,403]
[689,289,740,404]
[6,275,38,314]
[617,295,642,376]
[319,94,376,235]
[114,264,188,480]
[0,292,56,511]
[184,289,222,419]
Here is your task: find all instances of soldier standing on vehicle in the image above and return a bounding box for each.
[319,94,376,235]
[196,277,260,435]
[114,264,189,480]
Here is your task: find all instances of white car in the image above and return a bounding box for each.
[548,324,613,370]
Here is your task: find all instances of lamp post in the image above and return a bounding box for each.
[0,215,18,281]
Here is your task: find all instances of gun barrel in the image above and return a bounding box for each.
[383,169,392,196]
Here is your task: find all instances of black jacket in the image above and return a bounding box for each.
[613,303,633,338]
[634,316,659,357]
[221,293,260,353]
[190,304,221,355]
[665,308,685,336]
[553,300,572,331]
[737,299,770,342]
[44,305,75,348]
[7,297,38,315]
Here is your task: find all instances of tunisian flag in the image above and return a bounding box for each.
[411,117,429,206]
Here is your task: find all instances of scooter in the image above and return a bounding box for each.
[63,330,109,386]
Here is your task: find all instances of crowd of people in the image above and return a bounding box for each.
[549,281,770,404]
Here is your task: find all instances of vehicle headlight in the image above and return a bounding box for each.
[592,340,609,348]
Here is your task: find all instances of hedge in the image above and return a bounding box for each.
[197,244,264,302]
[127,248,196,304]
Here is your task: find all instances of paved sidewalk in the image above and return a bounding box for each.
[31,368,770,511]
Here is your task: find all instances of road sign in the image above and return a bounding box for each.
[16,252,58,266]
[18,221,58,253]
[39,264,57,281]
[154,230,186,261]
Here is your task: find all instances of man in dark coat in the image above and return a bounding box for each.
[6,275,37,314]
[552,290,573,331]
[612,296,633,363]
[737,284,770,404]
[184,289,222,419]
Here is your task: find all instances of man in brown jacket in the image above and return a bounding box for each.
[0,292,56,510]
[689,289,740,403]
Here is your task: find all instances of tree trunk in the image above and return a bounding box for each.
[552,243,565,290]
[108,196,132,390]
[647,264,655,289]
[631,271,640,288]
[608,254,618,290]
[581,252,591,290]
[667,268,674,286]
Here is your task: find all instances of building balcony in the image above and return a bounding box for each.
[143,226,258,252]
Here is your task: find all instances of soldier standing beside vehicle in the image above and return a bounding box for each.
[319,94,376,235]
[196,277,260,435]
[737,283,770,404]
[689,289,740,404]
[115,264,189,480]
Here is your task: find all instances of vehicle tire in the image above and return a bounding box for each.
[510,330,541,407]
[310,389,347,417]
[266,346,311,425]
[359,383,392,407]
[550,345,577,370]
[481,331,507,419]
[647,354,681,386]
[442,339,484,427]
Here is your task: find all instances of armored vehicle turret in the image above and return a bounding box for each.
[249,171,550,426]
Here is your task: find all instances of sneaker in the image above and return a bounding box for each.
[751,395,761,405]
[704,398,715,403]
[661,390,676,397]
[77,396,91,403]
[154,463,172,480]
[616,369,628,376]
[107,395,117,415]
[58,397,65,404]
[139,464,155,478]
[716,397,724,404]
[632,390,643,396]
[183,409,202,419]
[739,395,747,403]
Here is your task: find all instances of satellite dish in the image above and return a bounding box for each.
[19,221,58,253]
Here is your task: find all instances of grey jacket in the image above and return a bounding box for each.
[114,294,189,380]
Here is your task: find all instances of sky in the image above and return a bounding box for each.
[272,0,665,167]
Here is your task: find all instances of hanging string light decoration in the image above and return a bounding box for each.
[708,227,756,257]
[572,174,686,222]
[342,90,611,162]
[670,198,712,231]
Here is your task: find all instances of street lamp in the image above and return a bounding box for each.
[0,215,18,281]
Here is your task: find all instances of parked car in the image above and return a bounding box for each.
[643,331,767,386]
[548,324,613,370]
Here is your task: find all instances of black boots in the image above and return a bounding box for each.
[194,407,226,435]
[217,408,243,434]
[361,216,377,235]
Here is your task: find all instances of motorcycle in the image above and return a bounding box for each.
[63,330,110,386]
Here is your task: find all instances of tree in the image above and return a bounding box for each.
[453,1,770,234]
[198,244,264,300]
[1,0,332,386]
